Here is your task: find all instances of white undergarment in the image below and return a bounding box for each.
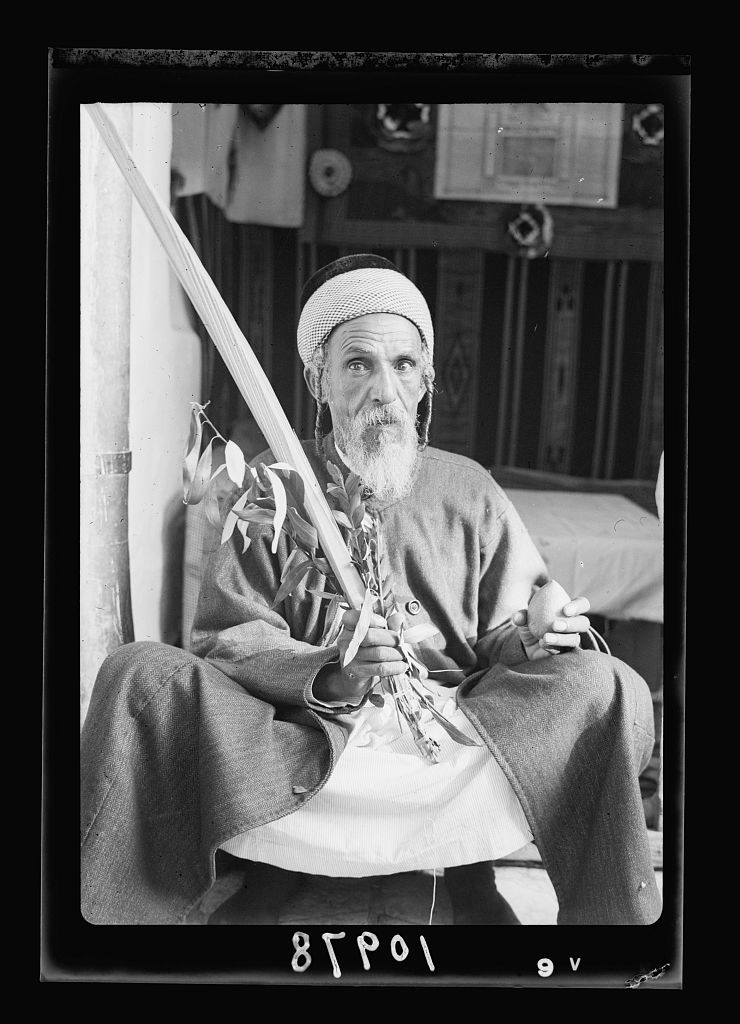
[220,682,533,876]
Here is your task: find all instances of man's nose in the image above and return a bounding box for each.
[368,363,398,405]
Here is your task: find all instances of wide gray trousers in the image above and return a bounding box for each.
[80,641,660,925]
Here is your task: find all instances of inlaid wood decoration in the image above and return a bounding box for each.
[538,261,584,473]
[431,250,485,455]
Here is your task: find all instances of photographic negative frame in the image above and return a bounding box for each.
[45,49,688,990]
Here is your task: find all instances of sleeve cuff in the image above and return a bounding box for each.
[303,653,368,715]
[475,621,528,668]
[498,627,528,667]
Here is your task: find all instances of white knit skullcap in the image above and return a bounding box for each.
[297,267,434,366]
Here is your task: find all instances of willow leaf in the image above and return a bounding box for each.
[420,698,481,747]
[244,467,261,497]
[286,506,319,551]
[221,489,251,545]
[187,437,215,505]
[224,440,246,487]
[270,464,306,508]
[264,465,288,555]
[235,518,251,555]
[321,598,346,648]
[209,463,227,486]
[401,623,440,645]
[255,463,272,491]
[331,509,354,531]
[203,487,223,529]
[272,557,315,607]
[398,639,430,680]
[248,495,277,510]
[343,588,374,666]
[182,405,204,501]
[280,544,303,583]
[233,507,276,525]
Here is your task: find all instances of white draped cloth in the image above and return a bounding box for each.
[220,680,533,876]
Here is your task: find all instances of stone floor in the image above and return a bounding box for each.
[184,833,663,926]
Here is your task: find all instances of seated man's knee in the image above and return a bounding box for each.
[602,652,653,731]
[102,640,198,677]
[552,647,619,705]
[612,655,655,773]
[568,649,654,771]
[89,641,205,721]
[554,648,649,719]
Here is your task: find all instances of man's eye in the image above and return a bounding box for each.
[396,360,416,372]
[347,360,366,371]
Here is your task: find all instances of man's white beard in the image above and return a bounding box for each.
[334,405,419,501]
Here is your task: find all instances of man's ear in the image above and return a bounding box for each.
[303,364,321,401]
[418,372,432,400]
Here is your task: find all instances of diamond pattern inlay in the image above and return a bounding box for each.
[441,342,470,412]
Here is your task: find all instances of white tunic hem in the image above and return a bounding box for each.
[219,683,533,875]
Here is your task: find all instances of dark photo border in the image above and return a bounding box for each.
[45,50,689,989]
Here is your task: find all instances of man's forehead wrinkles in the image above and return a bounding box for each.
[338,343,417,358]
[335,330,423,354]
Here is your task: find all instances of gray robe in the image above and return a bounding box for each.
[80,439,660,925]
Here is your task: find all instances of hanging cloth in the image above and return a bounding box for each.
[223,104,306,226]
[170,103,239,203]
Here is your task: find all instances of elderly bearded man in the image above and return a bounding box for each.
[80,254,661,927]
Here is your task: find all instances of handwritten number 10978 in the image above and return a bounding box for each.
[291,931,435,978]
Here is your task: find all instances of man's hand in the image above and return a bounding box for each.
[312,610,407,705]
[512,597,591,661]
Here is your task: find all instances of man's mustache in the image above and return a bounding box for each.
[356,405,409,428]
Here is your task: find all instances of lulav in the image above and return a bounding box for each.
[367,510,442,764]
